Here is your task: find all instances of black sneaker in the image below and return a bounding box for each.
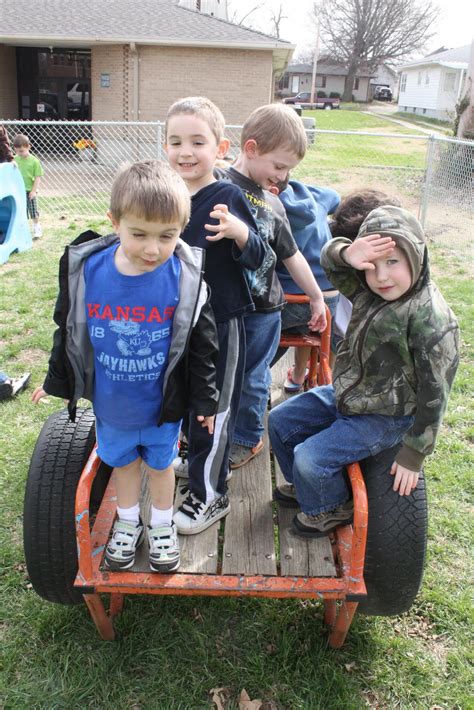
[174,490,230,535]
[292,501,354,538]
[273,483,299,508]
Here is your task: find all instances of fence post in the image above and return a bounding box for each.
[419,134,436,228]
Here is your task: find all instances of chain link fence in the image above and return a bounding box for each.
[2,120,472,259]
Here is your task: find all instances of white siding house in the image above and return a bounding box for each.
[398,45,469,120]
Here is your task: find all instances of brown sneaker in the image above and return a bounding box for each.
[273,483,299,508]
[229,440,264,470]
[292,501,354,538]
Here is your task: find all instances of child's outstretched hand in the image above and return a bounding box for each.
[196,414,215,435]
[343,234,395,270]
[390,461,419,496]
[308,296,327,332]
[205,204,249,250]
[31,386,47,404]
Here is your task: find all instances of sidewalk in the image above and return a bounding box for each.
[364,103,450,136]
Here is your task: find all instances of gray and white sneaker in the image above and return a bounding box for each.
[174,490,230,535]
[104,518,144,570]
[293,501,354,538]
[148,522,180,573]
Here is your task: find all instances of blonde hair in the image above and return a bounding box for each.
[110,160,190,227]
[166,96,226,143]
[241,104,307,159]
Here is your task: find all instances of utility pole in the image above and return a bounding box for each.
[310,15,320,103]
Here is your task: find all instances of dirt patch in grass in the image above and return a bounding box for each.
[14,347,46,366]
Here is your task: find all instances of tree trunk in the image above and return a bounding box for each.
[343,63,358,102]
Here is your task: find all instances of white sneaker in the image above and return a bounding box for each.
[148,522,180,573]
[173,439,189,477]
[174,490,230,535]
[33,224,43,239]
[172,455,189,478]
[104,518,143,570]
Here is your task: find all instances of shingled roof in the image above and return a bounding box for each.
[0,0,292,50]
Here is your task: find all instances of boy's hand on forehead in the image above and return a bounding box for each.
[205,203,249,250]
[343,234,395,271]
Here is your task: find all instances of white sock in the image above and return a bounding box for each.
[116,503,140,524]
[150,505,173,527]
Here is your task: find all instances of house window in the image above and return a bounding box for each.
[400,73,407,92]
[354,78,360,90]
[423,108,426,114]
[279,74,289,89]
[425,73,430,84]
[418,71,422,85]
[317,74,326,88]
[444,72,456,91]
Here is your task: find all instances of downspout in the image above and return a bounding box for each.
[130,42,139,120]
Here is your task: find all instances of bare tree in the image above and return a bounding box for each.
[312,0,439,101]
[228,2,266,28]
[269,4,288,39]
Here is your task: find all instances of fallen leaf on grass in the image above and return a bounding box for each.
[209,687,230,710]
[192,607,203,622]
[344,661,357,672]
[238,689,263,709]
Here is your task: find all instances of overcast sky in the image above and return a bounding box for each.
[229,0,474,60]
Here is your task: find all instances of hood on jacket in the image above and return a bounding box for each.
[357,205,426,287]
[279,181,322,230]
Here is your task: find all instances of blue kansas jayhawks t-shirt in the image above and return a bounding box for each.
[84,243,181,429]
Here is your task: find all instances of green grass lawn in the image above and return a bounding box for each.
[0,215,472,708]
[302,108,420,134]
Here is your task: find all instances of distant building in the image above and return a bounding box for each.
[369,64,398,99]
[397,45,470,120]
[0,0,293,124]
[276,60,374,103]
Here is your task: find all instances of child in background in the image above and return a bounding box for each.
[165,97,265,533]
[273,180,340,392]
[13,134,44,239]
[329,189,402,341]
[269,206,459,537]
[32,160,219,572]
[215,104,327,469]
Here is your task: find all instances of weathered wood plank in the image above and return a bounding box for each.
[222,428,277,575]
[270,355,336,578]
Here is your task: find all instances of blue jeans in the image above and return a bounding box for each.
[233,310,281,448]
[268,385,413,516]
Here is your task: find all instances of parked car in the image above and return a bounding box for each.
[283,92,340,110]
[374,86,392,101]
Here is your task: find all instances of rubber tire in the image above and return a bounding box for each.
[357,443,428,616]
[324,104,333,110]
[23,407,110,605]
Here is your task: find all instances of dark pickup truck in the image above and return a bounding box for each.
[283,92,340,110]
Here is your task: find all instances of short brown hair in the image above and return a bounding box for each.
[110,160,190,227]
[330,189,402,241]
[241,104,307,159]
[166,96,225,143]
[13,133,30,148]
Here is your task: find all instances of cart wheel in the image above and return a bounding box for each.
[23,407,111,605]
[357,444,428,616]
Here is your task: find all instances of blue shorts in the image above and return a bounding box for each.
[95,417,181,470]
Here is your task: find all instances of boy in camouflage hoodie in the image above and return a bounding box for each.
[269,206,459,537]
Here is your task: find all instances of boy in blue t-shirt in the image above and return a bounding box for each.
[274,180,340,390]
[32,160,219,573]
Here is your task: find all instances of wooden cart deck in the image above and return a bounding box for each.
[74,354,369,646]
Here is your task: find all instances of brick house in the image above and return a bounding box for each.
[0,0,293,124]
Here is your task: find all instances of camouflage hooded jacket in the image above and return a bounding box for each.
[321,206,459,471]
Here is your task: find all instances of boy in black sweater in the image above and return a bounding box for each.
[165,96,264,534]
